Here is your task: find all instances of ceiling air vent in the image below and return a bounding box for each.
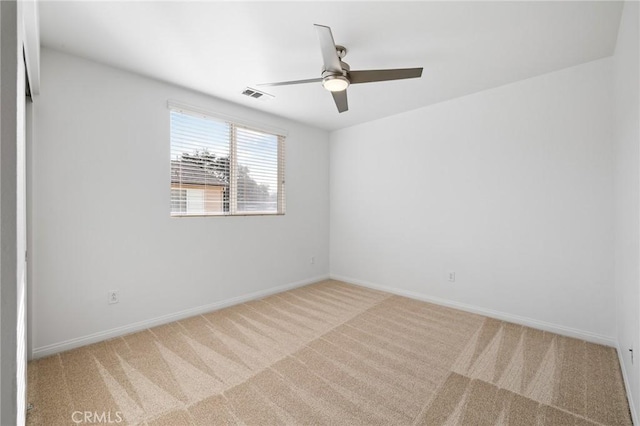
[241,87,274,101]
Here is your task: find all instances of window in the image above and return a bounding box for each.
[170,104,285,216]
[170,189,187,214]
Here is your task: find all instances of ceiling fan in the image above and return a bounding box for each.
[258,24,423,113]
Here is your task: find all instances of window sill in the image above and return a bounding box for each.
[170,212,285,218]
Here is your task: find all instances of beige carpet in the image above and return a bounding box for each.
[27,280,631,425]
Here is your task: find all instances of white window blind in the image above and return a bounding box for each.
[170,106,285,216]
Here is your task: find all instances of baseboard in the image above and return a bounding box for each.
[331,274,617,347]
[32,274,330,359]
[617,343,639,425]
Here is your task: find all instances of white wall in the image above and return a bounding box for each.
[330,58,616,343]
[30,49,330,356]
[613,1,639,420]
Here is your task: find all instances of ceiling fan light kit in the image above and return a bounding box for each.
[322,75,350,92]
[259,24,423,113]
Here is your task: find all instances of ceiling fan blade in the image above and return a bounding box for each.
[314,24,342,73]
[349,68,423,84]
[331,90,348,113]
[257,78,323,87]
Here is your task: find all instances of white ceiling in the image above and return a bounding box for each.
[39,1,623,131]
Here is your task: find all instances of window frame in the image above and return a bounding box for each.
[168,100,286,217]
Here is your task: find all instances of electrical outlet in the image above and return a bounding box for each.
[108,290,119,305]
[310,256,315,265]
[447,271,456,282]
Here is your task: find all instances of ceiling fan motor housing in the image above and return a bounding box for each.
[321,59,350,91]
[321,60,350,77]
